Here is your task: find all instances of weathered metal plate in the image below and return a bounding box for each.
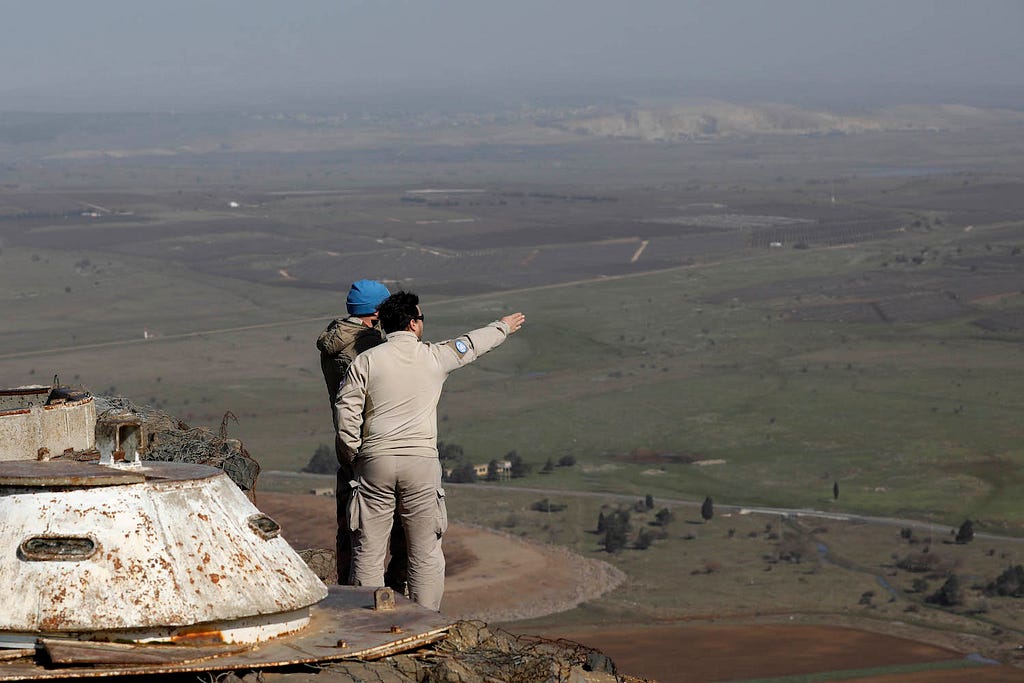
[0,461,224,487]
[0,651,32,663]
[0,461,145,487]
[42,640,250,666]
[0,587,452,680]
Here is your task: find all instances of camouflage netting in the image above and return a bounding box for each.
[93,395,261,493]
[257,620,629,683]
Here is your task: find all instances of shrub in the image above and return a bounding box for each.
[896,552,945,573]
[635,528,654,550]
[531,498,567,513]
[777,533,811,564]
[691,560,720,575]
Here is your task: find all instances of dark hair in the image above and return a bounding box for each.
[378,291,420,334]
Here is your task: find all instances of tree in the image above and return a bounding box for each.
[596,511,607,533]
[437,441,464,462]
[486,459,500,481]
[302,443,335,474]
[654,508,675,527]
[833,481,839,500]
[602,510,630,554]
[541,458,555,474]
[446,461,478,483]
[926,575,962,607]
[557,454,576,467]
[635,527,654,550]
[984,564,1024,598]
[507,451,532,478]
[644,494,655,510]
[701,496,714,522]
[955,519,974,544]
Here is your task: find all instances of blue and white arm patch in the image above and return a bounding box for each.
[442,338,471,360]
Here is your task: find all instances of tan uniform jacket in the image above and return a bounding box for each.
[336,321,510,461]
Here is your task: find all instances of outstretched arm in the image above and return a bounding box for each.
[434,312,526,373]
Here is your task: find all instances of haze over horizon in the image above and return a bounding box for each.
[3,0,1024,113]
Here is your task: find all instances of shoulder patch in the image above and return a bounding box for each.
[454,339,469,354]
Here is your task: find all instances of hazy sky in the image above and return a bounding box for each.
[3,0,1023,111]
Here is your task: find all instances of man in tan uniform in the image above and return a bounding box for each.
[316,279,406,589]
[336,291,525,610]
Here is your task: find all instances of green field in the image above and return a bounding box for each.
[2,182,1023,535]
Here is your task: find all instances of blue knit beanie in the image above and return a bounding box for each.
[346,279,391,315]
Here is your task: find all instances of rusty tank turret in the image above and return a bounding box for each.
[0,459,327,648]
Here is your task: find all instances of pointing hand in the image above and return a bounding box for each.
[501,312,526,334]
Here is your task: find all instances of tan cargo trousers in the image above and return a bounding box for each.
[349,455,448,611]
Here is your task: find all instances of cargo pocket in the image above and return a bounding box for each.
[435,487,449,537]
[347,480,362,534]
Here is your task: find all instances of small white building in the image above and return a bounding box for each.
[474,460,512,480]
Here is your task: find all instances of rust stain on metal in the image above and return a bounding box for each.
[171,630,226,646]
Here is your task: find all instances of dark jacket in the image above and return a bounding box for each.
[316,317,385,406]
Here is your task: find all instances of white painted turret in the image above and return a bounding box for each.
[0,460,327,648]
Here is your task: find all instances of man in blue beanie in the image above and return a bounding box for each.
[316,279,406,590]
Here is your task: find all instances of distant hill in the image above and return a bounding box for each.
[7,100,1024,162]
[545,101,1024,141]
